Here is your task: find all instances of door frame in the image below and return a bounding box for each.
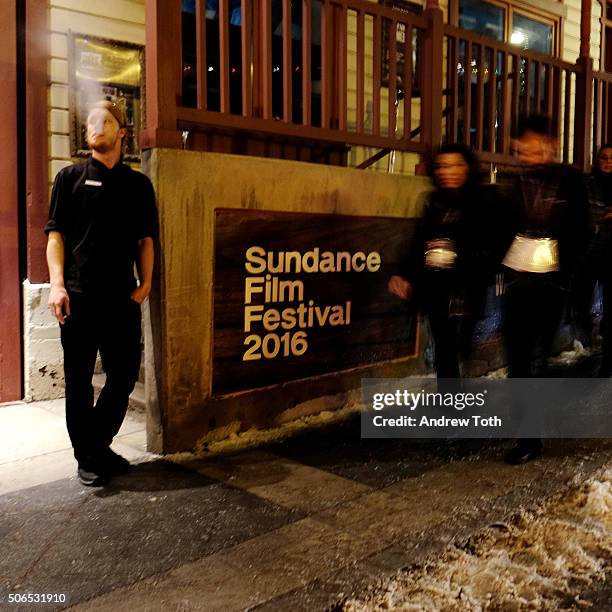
[0,0,22,403]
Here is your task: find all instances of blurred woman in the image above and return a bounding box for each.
[388,144,495,379]
[584,144,612,375]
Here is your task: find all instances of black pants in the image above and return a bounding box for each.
[60,292,142,464]
[503,274,566,378]
[503,275,565,449]
[600,276,612,375]
[421,279,478,379]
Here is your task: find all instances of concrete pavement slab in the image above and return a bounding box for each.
[0,460,301,611]
[0,399,149,495]
[215,517,376,603]
[68,517,378,612]
[267,413,503,487]
[0,403,72,464]
[69,556,254,612]
[0,448,77,496]
[186,450,372,513]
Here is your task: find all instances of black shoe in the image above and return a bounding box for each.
[504,441,543,465]
[77,464,111,487]
[101,447,131,475]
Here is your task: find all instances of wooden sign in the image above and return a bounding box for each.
[212,209,419,395]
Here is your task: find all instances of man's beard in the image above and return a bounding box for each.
[88,134,118,153]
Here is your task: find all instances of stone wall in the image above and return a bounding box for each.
[23,281,64,401]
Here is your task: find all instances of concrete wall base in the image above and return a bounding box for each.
[23,280,64,401]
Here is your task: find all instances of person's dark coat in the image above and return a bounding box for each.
[400,183,501,316]
[497,164,589,290]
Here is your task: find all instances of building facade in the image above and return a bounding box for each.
[1,0,608,450]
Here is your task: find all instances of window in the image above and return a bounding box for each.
[459,0,505,42]
[379,1,422,93]
[511,13,553,55]
[602,1,612,72]
[457,0,557,56]
[69,34,144,160]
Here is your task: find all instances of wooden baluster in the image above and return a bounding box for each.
[261,0,273,119]
[302,0,312,126]
[475,43,484,150]
[463,40,472,146]
[403,24,413,140]
[500,50,511,155]
[511,54,520,136]
[487,47,497,152]
[282,0,292,122]
[219,0,230,113]
[563,70,571,163]
[388,18,398,139]
[372,12,382,137]
[196,0,208,110]
[241,0,252,117]
[533,60,540,114]
[338,3,348,131]
[321,0,332,128]
[356,8,365,134]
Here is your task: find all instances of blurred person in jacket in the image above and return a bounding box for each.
[499,115,588,464]
[388,144,497,382]
[576,145,612,374]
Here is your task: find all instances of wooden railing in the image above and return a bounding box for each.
[142,1,611,171]
[443,25,582,166]
[143,0,429,154]
[593,70,612,156]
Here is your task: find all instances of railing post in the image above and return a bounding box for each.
[573,58,593,172]
[417,3,444,173]
[573,0,593,171]
[141,0,183,150]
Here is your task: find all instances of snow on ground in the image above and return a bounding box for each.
[170,342,594,462]
[548,340,591,367]
[485,340,591,379]
[343,469,612,611]
[168,396,365,462]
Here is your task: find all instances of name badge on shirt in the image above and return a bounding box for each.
[84,179,102,187]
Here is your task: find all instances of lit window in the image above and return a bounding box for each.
[458,0,556,56]
[511,13,553,55]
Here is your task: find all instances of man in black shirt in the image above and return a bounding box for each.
[45,100,158,486]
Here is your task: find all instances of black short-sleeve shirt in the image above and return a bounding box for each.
[45,157,159,295]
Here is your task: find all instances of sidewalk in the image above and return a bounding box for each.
[1,399,612,611]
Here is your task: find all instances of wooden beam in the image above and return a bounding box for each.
[580,0,592,59]
[421,7,444,149]
[26,0,49,283]
[141,0,183,149]
[0,0,22,401]
[574,57,594,170]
